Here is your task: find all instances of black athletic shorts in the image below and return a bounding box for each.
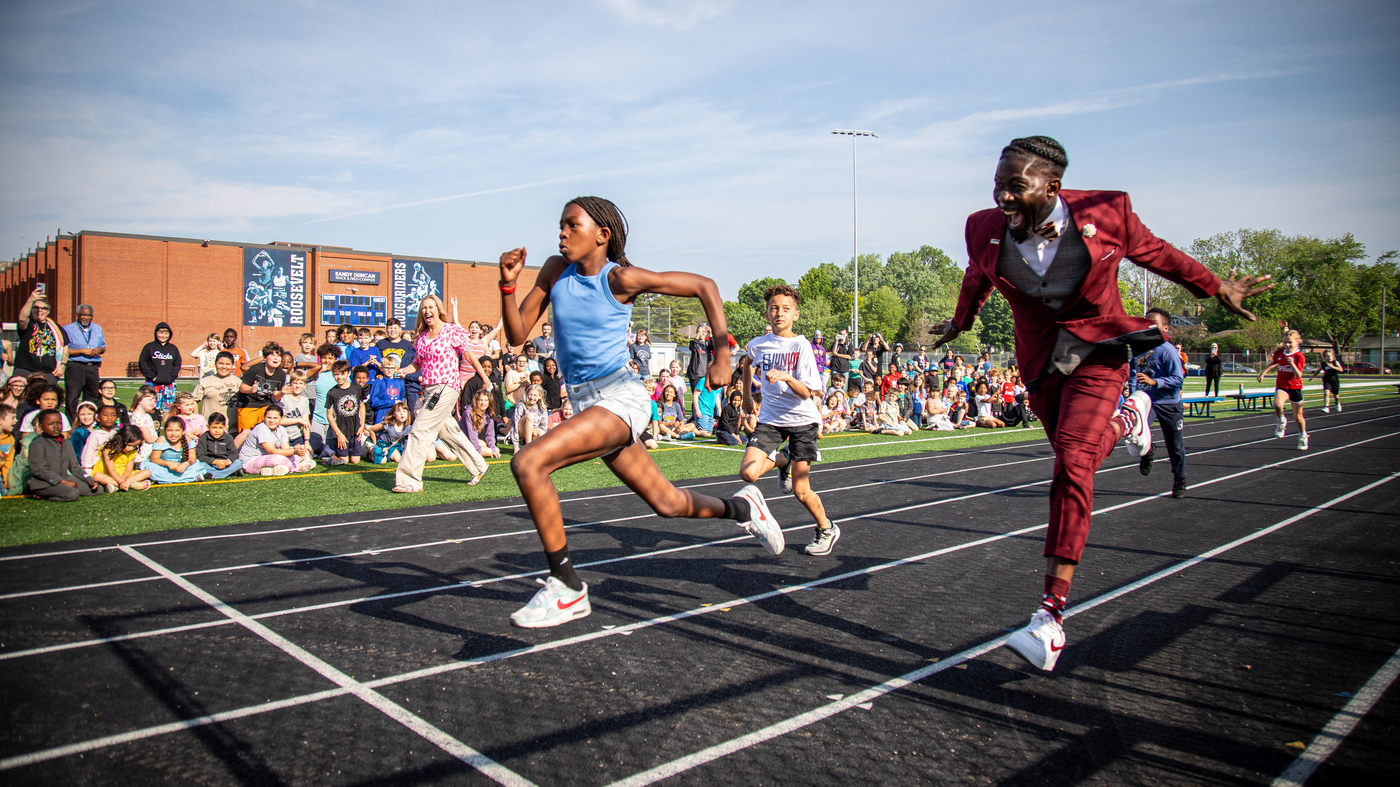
[1277,387,1303,404]
[748,422,821,463]
[1323,379,1340,394]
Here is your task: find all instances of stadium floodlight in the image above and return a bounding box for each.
[832,130,878,349]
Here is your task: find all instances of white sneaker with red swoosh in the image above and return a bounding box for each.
[510,577,591,628]
[734,484,784,555]
[1006,609,1066,671]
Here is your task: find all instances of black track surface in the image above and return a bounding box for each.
[2,400,1398,786]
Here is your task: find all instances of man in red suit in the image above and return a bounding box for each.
[930,136,1271,671]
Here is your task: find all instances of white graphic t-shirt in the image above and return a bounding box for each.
[746,333,821,427]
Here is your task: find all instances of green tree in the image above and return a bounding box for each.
[977,291,1015,351]
[737,277,789,315]
[797,264,839,306]
[634,292,706,338]
[859,286,905,340]
[723,301,766,346]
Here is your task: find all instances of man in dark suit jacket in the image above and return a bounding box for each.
[930,136,1271,672]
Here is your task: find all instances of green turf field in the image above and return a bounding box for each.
[2,378,1391,548]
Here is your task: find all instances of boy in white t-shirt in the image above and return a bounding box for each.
[739,285,839,556]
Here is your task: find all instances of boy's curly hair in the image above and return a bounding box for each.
[763,284,801,306]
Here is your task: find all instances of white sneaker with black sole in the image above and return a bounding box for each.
[510,577,591,628]
[1274,417,1287,439]
[734,484,784,555]
[1118,391,1153,458]
[1297,432,1309,451]
[804,524,841,556]
[1005,609,1066,671]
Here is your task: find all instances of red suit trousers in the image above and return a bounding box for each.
[1029,349,1129,563]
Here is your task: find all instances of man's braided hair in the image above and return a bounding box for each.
[1001,136,1068,178]
[568,196,630,267]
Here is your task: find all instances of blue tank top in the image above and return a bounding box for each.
[550,261,632,386]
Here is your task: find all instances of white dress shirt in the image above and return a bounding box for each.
[1012,198,1069,277]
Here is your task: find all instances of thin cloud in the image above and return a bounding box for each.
[301,172,608,225]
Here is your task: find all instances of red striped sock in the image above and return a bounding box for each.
[1042,575,1071,622]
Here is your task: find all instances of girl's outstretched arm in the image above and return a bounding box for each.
[499,248,566,347]
[611,267,732,388]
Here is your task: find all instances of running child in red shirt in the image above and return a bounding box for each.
[1257,328,1308,450]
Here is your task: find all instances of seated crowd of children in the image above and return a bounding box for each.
[0,320,1032,503]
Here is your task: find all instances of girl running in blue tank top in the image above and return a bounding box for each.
[498,196,784,628]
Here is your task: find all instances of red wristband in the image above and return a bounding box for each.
[499,283,517,295]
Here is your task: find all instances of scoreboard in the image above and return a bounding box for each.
[321,295,387,327]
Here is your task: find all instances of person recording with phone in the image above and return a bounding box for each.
[15,287,66,385]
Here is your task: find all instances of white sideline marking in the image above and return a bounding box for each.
[1271,645,1400,787]
[2,433,1394,769]
[4,398,1394,565]
[112,547,538,787]
[4,412,1395,662]
[601,472,1400,787]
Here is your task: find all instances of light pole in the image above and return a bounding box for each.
[832,129,877,349]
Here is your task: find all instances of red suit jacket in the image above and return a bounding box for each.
[951,189,1221,387]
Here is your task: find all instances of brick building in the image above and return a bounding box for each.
[1,230,541,376]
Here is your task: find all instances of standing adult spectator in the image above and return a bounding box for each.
[629,327,653,377]
[15,288,66,384]
[532,322,556,358]
[686,324,713,416]
[1203,342,1224,397]
[1132,309,1188,499]
[828,327,853,393]
[862,331,891,371]
[138,322,182,412]
[858,349,881,389]
[810,330,829,391]
[392,294,489,493]
[62,304,105,419]
[221,328,251,373]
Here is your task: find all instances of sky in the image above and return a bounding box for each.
[2,0,1397,300]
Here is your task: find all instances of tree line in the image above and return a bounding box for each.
[682,229,1400,357]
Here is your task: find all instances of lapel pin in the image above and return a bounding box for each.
[1081,224,1097,238]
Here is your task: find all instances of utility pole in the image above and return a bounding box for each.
[832,130,877,348]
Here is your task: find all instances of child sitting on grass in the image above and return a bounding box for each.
[81,405,120,474]
[70,401,98,457]
[196,412,243,478]
[239,404,315,476]
[821,391,847,434]
[974,381,1006,428]
[876,390,913,435]
[512,383,549,448]
[368,401,413,464]
[463,389,501,459]
[148,416,206,484]
[169,392,208,439]
[656,384,695,441]
[715,390,747,445]
[19,384,67,437]
[27,410,103,501]
[92,425,151,492]
[0,404,15,493]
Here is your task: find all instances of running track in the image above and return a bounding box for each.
[2,400,1397,786]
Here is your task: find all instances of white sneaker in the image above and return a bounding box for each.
[734,484,784,555]
[804,524,841,556]
[1337,403,1343,412]
[1118,391,1153,458]
[1321,406,1330,414]
[1005,609,1066,671]
[1274,417,1287,439]
[776,449,792,494]
[1298,433,1309,451]
[510,577,591,628]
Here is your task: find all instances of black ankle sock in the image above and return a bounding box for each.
[723,497,751,522]
[545,546,584,591]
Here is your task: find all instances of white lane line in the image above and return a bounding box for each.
[5,398,1394,565]
[7,404,1394,604]
[107,547,538,787]
[6,415,1395,662]
[1271,644,1400,787]
[601,471,1400,787]
[6,433,1395,767]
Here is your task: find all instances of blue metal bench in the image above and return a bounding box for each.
[1228,393,1274,411]
[1182,396,1226,418]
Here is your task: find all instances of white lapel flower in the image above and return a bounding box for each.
[1081,223,1097,238]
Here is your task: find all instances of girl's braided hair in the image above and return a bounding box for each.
[1001,136,1068,177]
[568,196,630,266]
